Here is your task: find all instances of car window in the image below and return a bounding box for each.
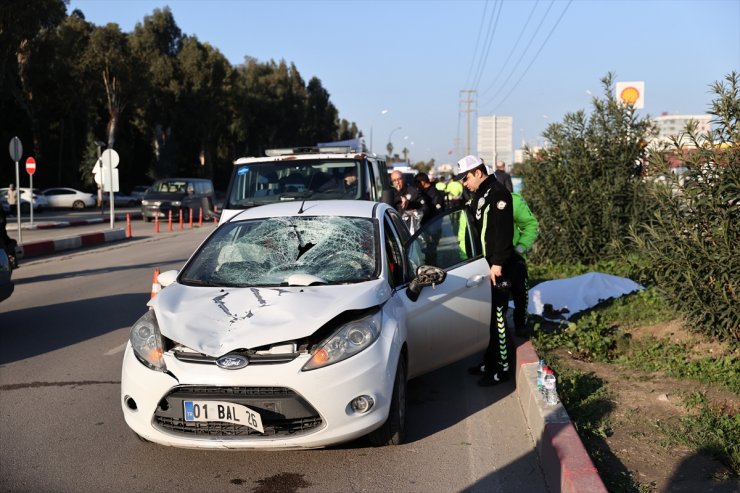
[181,216,378,287]
[227,160,362,207]
[407,209,477,273]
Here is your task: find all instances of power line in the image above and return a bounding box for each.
[471,0,504,91]
[487,0,573,112]
[479,0,541,99]
[480,0,557,109]
[463,0,491,90]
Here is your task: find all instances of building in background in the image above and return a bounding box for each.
[477,115,513,170]
[651,113,712,147]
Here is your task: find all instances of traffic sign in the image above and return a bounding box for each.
[100,148,120,170]
[26,156,36,175]
[9,136,23,161]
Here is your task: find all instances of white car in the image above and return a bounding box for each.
[42,187,96,209]
[0,187,48,212]
[121,200,493,449]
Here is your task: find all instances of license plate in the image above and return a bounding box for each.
[183,400,264,433]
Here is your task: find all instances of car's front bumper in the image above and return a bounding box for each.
[120,327,401,449]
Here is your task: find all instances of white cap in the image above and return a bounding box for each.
[455,155,484,180]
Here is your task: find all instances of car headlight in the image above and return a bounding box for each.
[141,199,150,205]
[129,310,166,371]
[171,201,182,207]
[303,310,382,371]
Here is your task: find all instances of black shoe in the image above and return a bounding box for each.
[477,371,510,387]
[467,363,485,376]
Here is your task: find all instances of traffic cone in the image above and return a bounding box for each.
[126,213,132,238]
[168,210,173,232]
[155,214,160,233]
[150,267,161,299]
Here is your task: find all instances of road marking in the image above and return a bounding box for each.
[105,342,127,356]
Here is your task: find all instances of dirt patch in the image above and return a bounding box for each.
[551,321,739,492]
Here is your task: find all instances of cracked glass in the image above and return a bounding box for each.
[181,216,378,287]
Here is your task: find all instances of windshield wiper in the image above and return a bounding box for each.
[180,278,219,287]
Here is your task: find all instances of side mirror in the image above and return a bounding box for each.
[406,265,446,302]
[157,269,179,288]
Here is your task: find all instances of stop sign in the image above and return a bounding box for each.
[26,157,36,175]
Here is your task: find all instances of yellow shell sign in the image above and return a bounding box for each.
[616,81,645,109]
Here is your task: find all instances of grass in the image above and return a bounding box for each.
[528,263,739,484]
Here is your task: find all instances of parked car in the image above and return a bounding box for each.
[0,187,48,212]
[129,185,150,203]
[102,192,139,207]
[42,187,96,209]
[121,199,491,448]
[141,178,214,222]
[220,146,394,223]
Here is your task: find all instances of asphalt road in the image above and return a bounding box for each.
[0,223,548,493]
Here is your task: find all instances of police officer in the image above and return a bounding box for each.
[455,155,515,386]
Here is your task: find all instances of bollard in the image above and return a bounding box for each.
[155,214,160,233]
[179,209,184,230]
[126,213,132,238]
[189,208,193,229]
[168,210,173,232]
[198,208,203,226]
[213,204,218,224]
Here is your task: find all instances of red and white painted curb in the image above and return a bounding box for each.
[515,341,607,493]
[19,229,127,259]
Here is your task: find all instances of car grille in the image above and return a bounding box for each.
[153,386,323,438]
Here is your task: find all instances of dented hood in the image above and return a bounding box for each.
[150,279,391,356]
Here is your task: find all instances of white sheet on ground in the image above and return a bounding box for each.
[510,272,644,320]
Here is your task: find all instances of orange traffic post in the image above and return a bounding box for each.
[168,210,173,232]
[189,208,193,229]
[150,267,161,299]
[179,210,184,230]
[126,213,132,238]
[213,204,218,224]
[198,208,203,226]
[155,214,160,233]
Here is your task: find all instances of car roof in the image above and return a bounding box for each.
[233,148,378,166]
[222,200,387,223]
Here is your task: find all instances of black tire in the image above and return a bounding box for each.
[72,200,85,209]
[368,355,407,446]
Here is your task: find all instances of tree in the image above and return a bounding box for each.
[632,72,739,341]
[521,73,653,264]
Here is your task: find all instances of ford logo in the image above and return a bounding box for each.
[216,354,249,370]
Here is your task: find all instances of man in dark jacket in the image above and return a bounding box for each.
[456,155,515,386]
[493,160,514,192]
[414,172,446,265]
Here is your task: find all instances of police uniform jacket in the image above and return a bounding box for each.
[469,175,514,267]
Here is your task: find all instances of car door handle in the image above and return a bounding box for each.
[466,275,486,287]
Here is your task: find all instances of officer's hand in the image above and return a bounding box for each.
[490,264,502,283]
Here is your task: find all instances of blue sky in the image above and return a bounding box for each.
[68,0,740,165]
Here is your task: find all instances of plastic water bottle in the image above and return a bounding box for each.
[536,359,545,393]
[543,369,558,405]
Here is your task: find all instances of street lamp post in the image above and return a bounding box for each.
[369,109,388,154]
[387,126,402,159]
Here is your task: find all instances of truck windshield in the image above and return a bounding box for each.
[226,160,366,208]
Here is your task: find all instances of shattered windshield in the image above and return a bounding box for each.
[226,160,365,208]
[180,216,378,287]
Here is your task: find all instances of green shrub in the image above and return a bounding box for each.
[631,72,740,341]
[522,73,653,265]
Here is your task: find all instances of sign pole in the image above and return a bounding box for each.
[25,157,37,227]
[108,150,114,229]
[8,136,23,243]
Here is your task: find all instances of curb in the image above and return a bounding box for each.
[9,213,143,231]
[515,341,607,493]
[18,228,128,259]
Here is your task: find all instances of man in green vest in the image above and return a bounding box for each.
[510,193,539,338]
